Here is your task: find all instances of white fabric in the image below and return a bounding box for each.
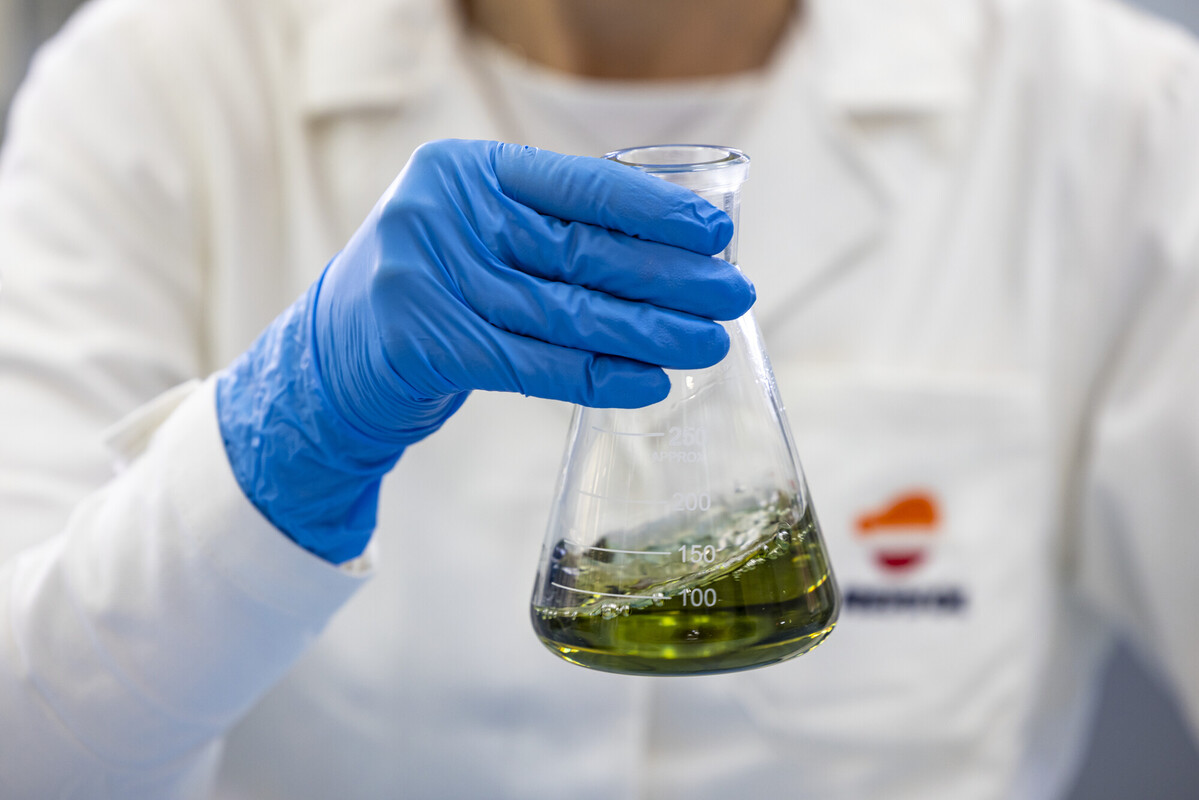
[0,0,1197,798]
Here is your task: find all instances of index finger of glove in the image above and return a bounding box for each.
[493,207,755,322]
[491,142,733,256]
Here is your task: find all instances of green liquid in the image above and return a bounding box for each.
[532,495,839,676]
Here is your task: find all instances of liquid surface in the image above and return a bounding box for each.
[532,493,839,675]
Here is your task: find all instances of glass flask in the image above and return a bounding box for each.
[530,145,840,676]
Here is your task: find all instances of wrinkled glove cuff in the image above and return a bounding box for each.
[216,285,405,563]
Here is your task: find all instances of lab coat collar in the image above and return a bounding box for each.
[289,0,990,119]
[806,0,987,116]
[290,0,458,115]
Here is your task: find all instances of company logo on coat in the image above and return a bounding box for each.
[843,490,968,613]
[855,491,939,573]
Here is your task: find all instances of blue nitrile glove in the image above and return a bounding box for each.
[217,139,755,563]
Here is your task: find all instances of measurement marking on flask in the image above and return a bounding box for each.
[590,427,666,437]
[575,489,670,505]
[683,587,718,607]
[572,544,673,556]
[551,582,659,600]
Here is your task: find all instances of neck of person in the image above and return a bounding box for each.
[459,0,801,81]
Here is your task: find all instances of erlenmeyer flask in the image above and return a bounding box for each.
[530,145,839,676]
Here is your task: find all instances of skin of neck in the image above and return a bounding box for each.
[459,0,801,80]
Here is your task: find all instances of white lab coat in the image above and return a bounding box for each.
[0,0,1196,798]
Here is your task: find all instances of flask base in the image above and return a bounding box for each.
[533,614,836,677]
[531,502,839,676]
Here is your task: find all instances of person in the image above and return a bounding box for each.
[0,0,1196,797]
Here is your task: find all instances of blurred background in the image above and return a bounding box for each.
[1,0,1197,797]
[0,0,83,136]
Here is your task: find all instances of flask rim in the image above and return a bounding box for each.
[603,144,749,191]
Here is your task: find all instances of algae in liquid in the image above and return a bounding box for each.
[532,494,839,676]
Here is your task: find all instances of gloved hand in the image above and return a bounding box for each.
[217,139,754,563]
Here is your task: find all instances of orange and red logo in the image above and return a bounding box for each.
[854,491,940,573]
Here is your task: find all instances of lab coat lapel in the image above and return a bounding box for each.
[739,10,884,332]
[738,87,883,332]
[746,0,987,332]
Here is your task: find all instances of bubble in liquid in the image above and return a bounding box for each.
[600,603,621,619]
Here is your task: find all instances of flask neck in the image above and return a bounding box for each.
[697,185,742,266]
[603,145,749,266]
